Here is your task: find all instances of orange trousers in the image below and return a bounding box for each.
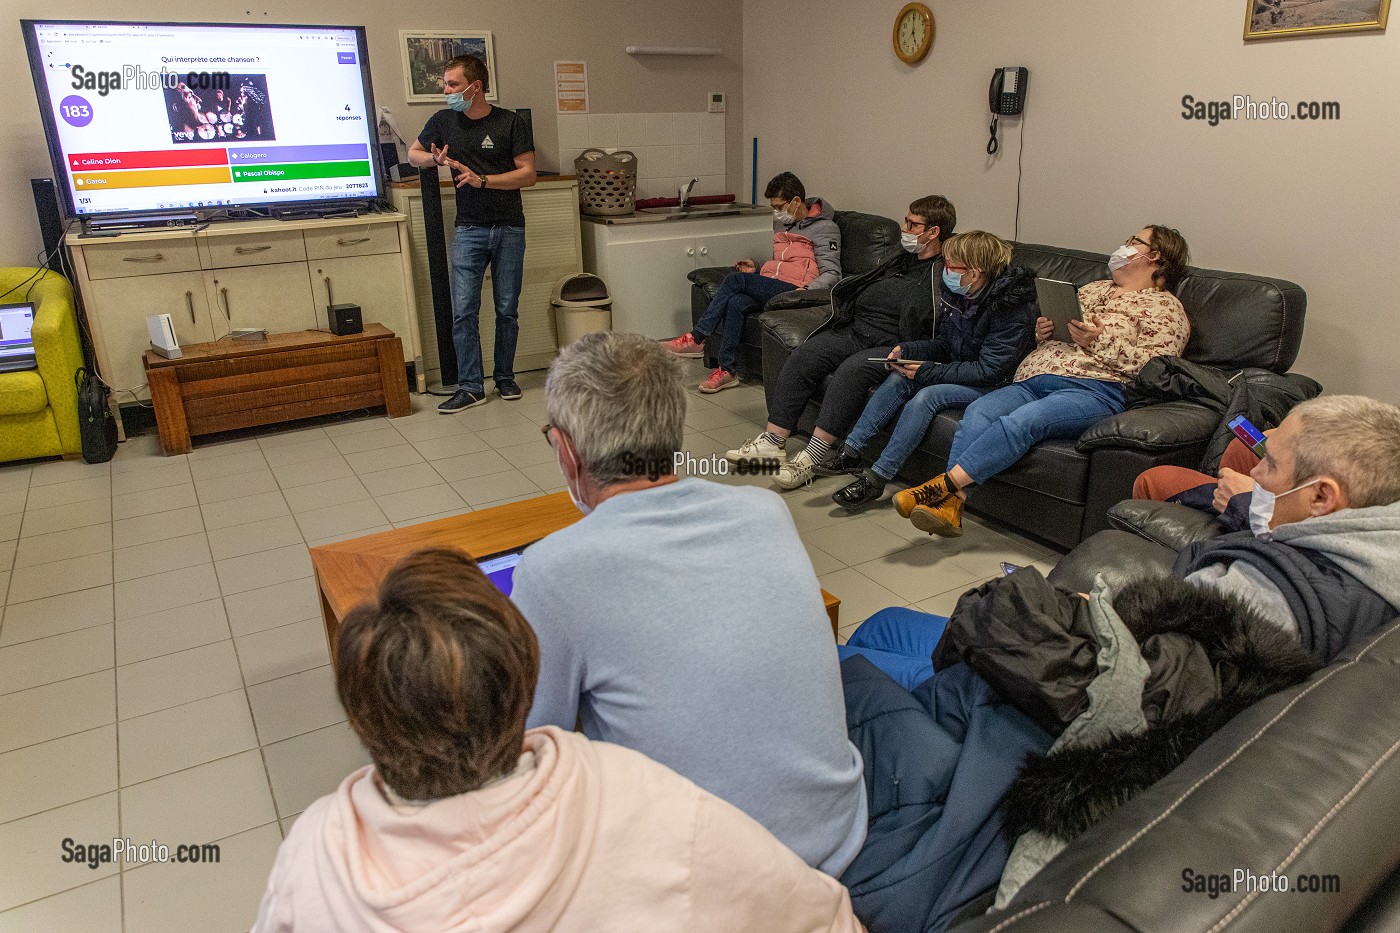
[1132,438,1260,501]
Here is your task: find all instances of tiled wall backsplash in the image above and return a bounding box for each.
[557,112,727,202]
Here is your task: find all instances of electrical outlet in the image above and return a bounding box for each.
[708,91,726,113]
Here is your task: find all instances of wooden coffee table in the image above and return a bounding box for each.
[310,491,841,660]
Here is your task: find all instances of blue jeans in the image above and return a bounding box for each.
[692,272,796,372]
[837,607,949,690]
[845,374,989,481]
[450,224,526,393]
[948,374,1126,484]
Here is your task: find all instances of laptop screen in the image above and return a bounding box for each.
[0,304,37,373]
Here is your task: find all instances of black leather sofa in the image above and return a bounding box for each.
[686,210,902,380]
[759,241,1310,549]
[941,508,1400,932]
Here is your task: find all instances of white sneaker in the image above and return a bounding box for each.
[774,451,815,490]
[725,434,786,465]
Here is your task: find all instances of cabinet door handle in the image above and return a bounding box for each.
[219,286,232,321]
[234,245,273,254]
[687,247,695,256]
[324,277,335,306]
[700,247,709,256]
[122,253,165,263]
[336,237,371,247]
[184,290,196,325]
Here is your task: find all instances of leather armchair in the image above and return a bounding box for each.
[758,241,1311,548]
[687,210,900,378]
[948,617,1400,933]
[0,268,83,463]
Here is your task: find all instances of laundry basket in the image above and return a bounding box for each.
[551,273,612,347]
[574,148,638,216]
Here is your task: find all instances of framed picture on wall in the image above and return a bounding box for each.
[400,31,498,103]
[1244,0,1390,39]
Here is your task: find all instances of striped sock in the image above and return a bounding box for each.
[760,431,787,450]
[803,436,834,464]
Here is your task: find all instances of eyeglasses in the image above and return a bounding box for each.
[902,218,930,232]
[1125,235,1151,249]
[944,261,972,274]
[769,197,796,211]
[541,423,554,446]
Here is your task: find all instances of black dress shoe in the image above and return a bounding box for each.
[495,379,522,400]
[832,472,887,512]
[813,447,864,477]
[437,389,486,414]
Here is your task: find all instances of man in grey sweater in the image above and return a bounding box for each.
[511,332,867,875]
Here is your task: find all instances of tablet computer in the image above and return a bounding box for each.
[478,546,528,597]
[1034,278,1084,344]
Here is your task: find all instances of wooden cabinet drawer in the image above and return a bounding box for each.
[304,223,400,260]
[80,238,202,280]
[204,229,306,269]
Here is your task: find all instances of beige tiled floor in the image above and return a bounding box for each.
[0,361,1059,929]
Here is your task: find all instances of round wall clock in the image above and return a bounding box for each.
[893,2,934,65]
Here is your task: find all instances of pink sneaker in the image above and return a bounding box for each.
[661,333,705,358]
[699,368,739,393]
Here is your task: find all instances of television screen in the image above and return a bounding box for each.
[21,20,384,218]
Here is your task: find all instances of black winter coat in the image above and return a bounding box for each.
[1125,356,1322,474]
[897,264,1038,390]
[816,252,943,345]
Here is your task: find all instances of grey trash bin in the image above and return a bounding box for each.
[551,273,612,348]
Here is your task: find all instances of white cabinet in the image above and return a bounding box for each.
[69,214,423,402]
[580,215,773,339]
[390,177,583,387]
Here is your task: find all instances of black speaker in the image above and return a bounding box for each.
[31,178,75,280]
[327,303,363,336]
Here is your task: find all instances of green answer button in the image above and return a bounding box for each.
[230,160,373,182]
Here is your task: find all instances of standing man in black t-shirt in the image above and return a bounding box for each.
[408,55,536,412]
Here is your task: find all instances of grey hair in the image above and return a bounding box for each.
[1289,395,1400,508]
[544,332,687,486]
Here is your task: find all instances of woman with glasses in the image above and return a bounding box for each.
[831,231,1038,511]
[897,225,1191,537]
[727,195,957,490]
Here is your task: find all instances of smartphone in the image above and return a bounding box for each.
[1227,415,1268,459]
[867,358,926,365]
[999,562,1021,576]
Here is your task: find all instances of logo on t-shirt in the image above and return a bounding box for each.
[481,135,495,149]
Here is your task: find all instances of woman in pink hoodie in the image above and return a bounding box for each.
[253,548,865,933]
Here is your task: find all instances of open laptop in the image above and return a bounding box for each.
[1033,279,1083,344]
[0,303,38,374]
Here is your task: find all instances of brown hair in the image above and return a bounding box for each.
[444,55,490,93]
[336,548,539,800]
[909,195,956,243]
[1146,224,1190,291]
[943,231,1012,279]
[764,172,805,204]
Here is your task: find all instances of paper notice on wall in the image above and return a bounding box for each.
[555,61,589,114]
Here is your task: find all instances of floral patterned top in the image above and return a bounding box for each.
[1015,279,1189,384]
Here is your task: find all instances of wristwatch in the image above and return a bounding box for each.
[479,173,489,189]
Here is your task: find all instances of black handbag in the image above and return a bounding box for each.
[76,367,118,463]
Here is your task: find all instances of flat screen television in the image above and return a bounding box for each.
[20,20,385,220]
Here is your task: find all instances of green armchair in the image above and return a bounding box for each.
[0,268,84,463]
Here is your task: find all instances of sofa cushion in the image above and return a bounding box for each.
[0,371,48,416]
[833,210,902,276]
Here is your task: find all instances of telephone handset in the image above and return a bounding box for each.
[987,66,1029,155]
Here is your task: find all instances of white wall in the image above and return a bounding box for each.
[0,0,743,264]
[743,0,1400,400]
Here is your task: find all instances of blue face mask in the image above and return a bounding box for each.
[446,87,474,113]
[942,267,972,296]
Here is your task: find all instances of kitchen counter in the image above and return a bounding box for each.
[581,203,771,225]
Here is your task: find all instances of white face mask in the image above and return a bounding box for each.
[773,210,795,226]
[554,441,592,515]
[901,231,923,253]
[1248,478,1318,537]
[1107,244,1142,272]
